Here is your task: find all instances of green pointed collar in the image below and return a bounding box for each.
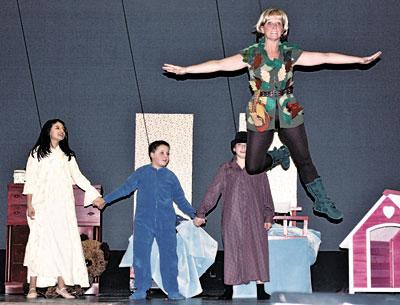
[258,37,283,70]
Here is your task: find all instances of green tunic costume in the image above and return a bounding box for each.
[241,38,304,132]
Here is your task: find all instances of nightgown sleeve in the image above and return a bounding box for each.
[23,153,39,195]
[196,164,226,218]
[262,174,275,223]
[68,156,101,207]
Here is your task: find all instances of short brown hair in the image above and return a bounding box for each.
[148,140,170,160]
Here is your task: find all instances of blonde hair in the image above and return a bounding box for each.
[255,8,289,37]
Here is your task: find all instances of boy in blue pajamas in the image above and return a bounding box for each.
[93,140,196,300]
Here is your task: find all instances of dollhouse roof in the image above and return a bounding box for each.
[340,189,400,249]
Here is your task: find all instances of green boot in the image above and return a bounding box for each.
[306,177,343,220]
[267,145,291,171]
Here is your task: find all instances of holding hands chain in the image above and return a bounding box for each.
[193,217,206,227]
[92,197,106,210]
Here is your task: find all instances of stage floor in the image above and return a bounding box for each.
[1,292,400,305]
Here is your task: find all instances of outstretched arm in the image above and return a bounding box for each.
[196,165,225,218]
[68,157,101,207]
[172,175,196,218]
[101,170,141,206]
[295,50,381,66]
[193,165,225,227]
[162,54,248,75]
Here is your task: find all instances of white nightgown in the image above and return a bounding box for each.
[23,146,100,288]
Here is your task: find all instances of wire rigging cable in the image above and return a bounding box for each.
[215,0,237,133]
[257,0,263,16]
[121,0,150,145]
[16,0,42,129]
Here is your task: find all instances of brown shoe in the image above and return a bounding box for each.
[55,287,75,299]
[26,288,38,299]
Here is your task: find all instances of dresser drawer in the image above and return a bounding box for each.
[11,244,27,264]
[7,205,27,225]
[76,205,100,226]
[7,185,26,206]
[11,225,30,242]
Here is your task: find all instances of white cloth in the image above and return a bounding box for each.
[119,221,218,298]
[23,146,100,287]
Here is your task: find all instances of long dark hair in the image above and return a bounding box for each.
[30,119,76,161]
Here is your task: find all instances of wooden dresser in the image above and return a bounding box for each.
[5,183,102,294]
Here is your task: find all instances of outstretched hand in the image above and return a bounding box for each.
[92,197,106,210]
[360,51,382,64]
[162,64,187,75]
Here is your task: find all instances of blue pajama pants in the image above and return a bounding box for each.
[133,220,179,295]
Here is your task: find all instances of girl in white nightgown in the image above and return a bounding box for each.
[23,119,101,299]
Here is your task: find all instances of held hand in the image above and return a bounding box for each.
[264,222,272,230]
[360,51,382,64]
[193,217,206,227]
[92,197,106,210]
[162,64,187,75]
[27,204,35,220]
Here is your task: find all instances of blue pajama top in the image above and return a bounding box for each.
[103,164,196,228]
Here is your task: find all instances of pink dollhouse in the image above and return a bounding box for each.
[340,189,400,293]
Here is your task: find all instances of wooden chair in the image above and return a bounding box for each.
[274,202,309,237]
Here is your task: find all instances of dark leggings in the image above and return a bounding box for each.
[245,124,319,184]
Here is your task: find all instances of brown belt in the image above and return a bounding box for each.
[259,86,293,97]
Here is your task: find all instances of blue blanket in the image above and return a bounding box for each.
[234,224,321,297]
